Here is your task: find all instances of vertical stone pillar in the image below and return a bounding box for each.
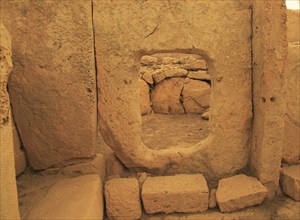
[0,22,20,220]
[250,0,288,197]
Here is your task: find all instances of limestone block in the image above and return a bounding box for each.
[287,10,300,43]
[209,189,217,209]
[280,165,300,201]
[282,120,300,165]
[161,57,180,64]
[1,0,97,169]
[142,71,154,85]
[216,174,268,213]
[151,78,185,114]
[62,154,106,181]
[141,55,158,66]
[27,175,103,220]
[182,80,211,114]
[142,174,209,214]
[163,68,188,78]
[183,60,207,71]
[105,178,141,220]
[139,79,151,115]
[152,70,166,84]
[188,70,210,81]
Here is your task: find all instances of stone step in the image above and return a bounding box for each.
[26,174,103,220]
[280,165,300,201]
[141,174,209,214]
[216,174,268,212]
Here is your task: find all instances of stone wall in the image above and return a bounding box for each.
[139,53,211,115]
[0,22,20,220]
[0,0,97,170]
[282,10,300,165]
[250,0,288,197]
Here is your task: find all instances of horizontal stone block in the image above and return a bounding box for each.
[280,165,300,201]
[216,174,268,212]
[142,174,209,214]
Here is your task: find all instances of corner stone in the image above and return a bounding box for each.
[142,174,209,214]
[280,165,300,201]
[216,174,268,213]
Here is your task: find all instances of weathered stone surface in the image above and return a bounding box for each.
[152,69,166,84]
[12,122,27,176]
[287,10,300,43]
[183,60,207,70]
[188,70,210,80]
[201,110,210,120]
[0,22,21,220]
[62,154,106,181]
[216,174,268,213]
[141,55,158,66]
[280,165,300,201]
[282,120,300,165]
[162,57,180,64]
[209,189,217,209]
[163,67,188,78]
[105,178,141,220]
[27,175,103,220]
[250,0,288,197]
[142,71,154,85]
[139,79,151,115]
[151,78,185,114]
[182,80,211,114]
[1,0,97,169]
[142,174,209,214]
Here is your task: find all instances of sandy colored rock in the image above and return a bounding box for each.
[216,174,268,213]
[201,110,210,120]
[209,189,217,209]
[142,71,154,85]
[0,22,21,220]
[106,153,128,177]
[183,60,207,71]
[162,57,180,64]
[280,165,300,201]
[12,122,27,176]
[139,79,151,115]
[182,80,211,114]
[188,70,210,81]
[27,175,103,220]
[282,120,300,165]
[141,55,158,66]
[105,178,141,220]
[151,78,185,114]
[142,174,209,214]
[62,154,106,181]
[152,69,166,84]
[1,0,97,169]
[287,10,300,43]
[163,67,188,78]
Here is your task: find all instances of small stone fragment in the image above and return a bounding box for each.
[138,79,151,115]
[209,189,217,209]
[105,178,141,220]
[216,174,268,213]
[161,57,180,64]
[201,110,210,120]
[188,70,210,81]
[142,174,209,214]
[152,70,166,84]
[280,165,300,201]
[183,60,207,70]
[141,55,158,66]
[142,71,154,85]
[163,68,188,78]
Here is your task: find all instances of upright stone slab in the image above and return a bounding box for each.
[216,174,268,213]
[1,0,97,169]
[142,174,209,214]
[27,175,103,220]
[280,165,300,201]
[105,178,141,220]
[0,22,21,220]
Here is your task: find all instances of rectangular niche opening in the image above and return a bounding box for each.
[138,53,211,150]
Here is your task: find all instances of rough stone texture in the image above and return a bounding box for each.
[163,67,188,78]
[62,154,106,182]
[287,10,300,43]
[209,189,217,209]
[27,175,103,220]
[216,174,268,213]
[152,78,185,114]
[188,70,210,81]
[142,71,154,85]
[95,0,252,180]
[0,22,21,220]
[142,174,209,214]
[183,60,208,71]
[152,69,166,84]
[182,80,211,114]
[141,55,158,66]
[250,0,288,197]
[105,178,141,220]
[139,79,152,115]
[12,122,27,176]
[1,0,97,169]
[283,43,300,165]
[280,165,300,201]
[201,110,210,120]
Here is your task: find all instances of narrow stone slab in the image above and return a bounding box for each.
[105,178,141,220]
[27,175,103,220]
[216,174,268,213]
[142,174,209,214]
[280,165,300,201]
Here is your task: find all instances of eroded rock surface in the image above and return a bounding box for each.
[280,165,300,201]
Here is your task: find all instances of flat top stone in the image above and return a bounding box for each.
[281,165,300,179]
[216,174,268,203]
[142,174,208,195]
